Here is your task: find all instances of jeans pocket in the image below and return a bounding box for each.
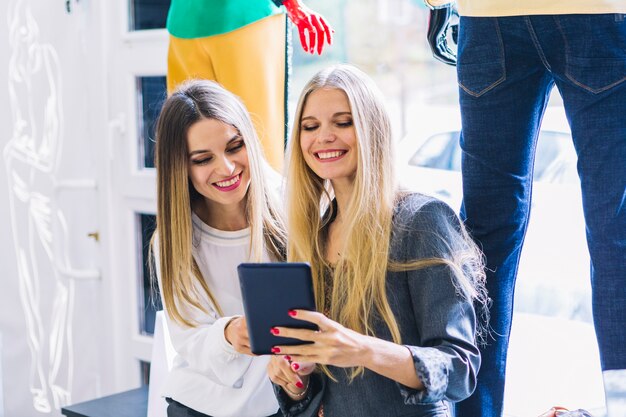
[556,14,626,94]
[457,17,506,97]
[565,56,626,94]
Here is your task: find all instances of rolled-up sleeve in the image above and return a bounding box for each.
[164,311,253,388]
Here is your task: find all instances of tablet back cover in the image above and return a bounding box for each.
[237,263,317,354]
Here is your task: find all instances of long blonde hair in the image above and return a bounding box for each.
[152,80,286,327]
[286,65,488,380]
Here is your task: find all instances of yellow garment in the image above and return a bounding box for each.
[167,14,287,171]
[427,0,626,16]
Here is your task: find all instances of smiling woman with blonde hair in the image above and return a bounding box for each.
[151,79,286,417]
[267,64,489,417]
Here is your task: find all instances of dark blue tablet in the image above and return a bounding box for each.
[237,262,318,355]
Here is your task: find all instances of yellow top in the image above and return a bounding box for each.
[426,0,626,17]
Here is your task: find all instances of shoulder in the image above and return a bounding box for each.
[394,192,458,228]
[391,193,465,257]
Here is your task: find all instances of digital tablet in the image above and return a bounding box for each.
[237,262,318,355]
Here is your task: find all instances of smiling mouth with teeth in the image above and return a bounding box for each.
[214,174,241,189]
[316,150,346,160]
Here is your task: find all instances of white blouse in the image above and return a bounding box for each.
[157,212,278,417]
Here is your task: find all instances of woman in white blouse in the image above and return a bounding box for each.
[151,79,286,417]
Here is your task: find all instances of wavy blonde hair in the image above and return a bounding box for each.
[152,80,286,327]
[285,65,488,380]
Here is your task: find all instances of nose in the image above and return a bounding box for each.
[316,124,337,144]
[216,155,236,176]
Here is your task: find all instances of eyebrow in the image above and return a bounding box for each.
[301,111,352,122]
[188,134,242,157]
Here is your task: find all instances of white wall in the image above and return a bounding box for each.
[0,1,118,415]
[0,3,18,414]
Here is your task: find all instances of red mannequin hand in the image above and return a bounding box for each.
[282,0,333,55]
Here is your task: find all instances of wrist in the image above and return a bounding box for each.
[358,334,379,369]
[423,0,453,10]
[282,0,297,11]
[282,0,304,18]
[283,376,310,400]
[359,335,406,372]
[223,316,240,345]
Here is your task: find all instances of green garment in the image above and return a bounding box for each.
[166,0,283,39]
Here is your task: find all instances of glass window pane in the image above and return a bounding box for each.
[136,76,167,169]
[140,360,151,386]
[129,0,171,31]
[137,213,160,335]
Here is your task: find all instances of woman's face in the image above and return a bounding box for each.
[186,117,251,211]
[299,88,358,186]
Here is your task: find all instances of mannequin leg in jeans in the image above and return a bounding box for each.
[456,14,626,417]
[553,16,626,416]
[454,16,556,417]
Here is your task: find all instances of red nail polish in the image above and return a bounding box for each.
[288,310,297,317]
[295,381,304,389]
[284,355,291,361]
[271,347,281,353]
[292,363,300,370]
[270,327,280,335]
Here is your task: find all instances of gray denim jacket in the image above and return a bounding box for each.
[274,193,481,417]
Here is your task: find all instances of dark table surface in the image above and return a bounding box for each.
[61,386,148,417]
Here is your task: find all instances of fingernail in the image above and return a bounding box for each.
[284,355,291,361]
[288,310,297,317]
[295,381,304,389]
[271,347,281,353]
[292,362,300,370]
[270,327,280,335]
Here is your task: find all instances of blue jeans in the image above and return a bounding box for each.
[455,14,626,417]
